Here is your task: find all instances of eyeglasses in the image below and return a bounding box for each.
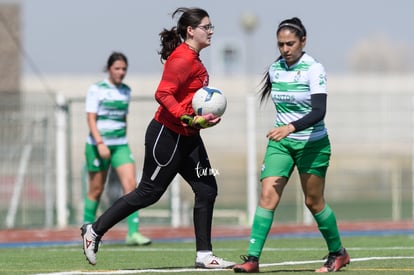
[197,24,215,32]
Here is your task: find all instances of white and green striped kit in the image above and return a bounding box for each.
[85,79,130,145]
[269,53,328,141]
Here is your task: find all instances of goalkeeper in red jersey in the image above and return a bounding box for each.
[81,7,235,269]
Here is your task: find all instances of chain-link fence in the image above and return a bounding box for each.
[1,75,413,229]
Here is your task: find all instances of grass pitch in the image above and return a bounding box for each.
[0,234,413,274]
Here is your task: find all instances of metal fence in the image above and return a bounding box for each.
[1,78,413,229]
[0,93,56,229]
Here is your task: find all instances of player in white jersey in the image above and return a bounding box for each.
[83,52,151,246]
[234,18,350,273]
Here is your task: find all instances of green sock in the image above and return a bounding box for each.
[247,206,274,258]
[83,197,99,223]
[127,211,139,236]
[314,204,342,253]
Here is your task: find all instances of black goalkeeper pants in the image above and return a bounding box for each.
[93,119,218,251]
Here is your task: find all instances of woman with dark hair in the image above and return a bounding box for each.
[83,52,151,246]
[233,17,350,273]
[81,8,235,270]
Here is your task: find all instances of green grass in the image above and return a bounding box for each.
[1,235,413,274]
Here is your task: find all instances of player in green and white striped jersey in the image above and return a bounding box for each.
[83,52,151,246]
[85,79,130,146]
[234,18,350,273]
[269,53,327,141]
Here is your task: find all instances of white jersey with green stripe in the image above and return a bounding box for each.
[269,53,327,141]
[86,79,131,145]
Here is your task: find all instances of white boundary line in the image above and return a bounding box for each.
[52,246,414,252]
[32,256,414,275]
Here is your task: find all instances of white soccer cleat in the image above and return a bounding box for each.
[81,223,101,265]
[195,254,236,269]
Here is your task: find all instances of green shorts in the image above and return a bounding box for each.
[85,143,135,172]
[260,135,331,180]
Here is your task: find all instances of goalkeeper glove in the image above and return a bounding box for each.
[180,113,221,129]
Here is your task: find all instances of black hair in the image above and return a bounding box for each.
[105,52,128,72]
[258,70,272,104]
[158,7,209,63]
[277,17,306,39]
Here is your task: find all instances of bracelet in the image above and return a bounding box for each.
[96,140,104,145]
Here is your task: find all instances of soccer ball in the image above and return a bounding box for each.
[192,86,227,117]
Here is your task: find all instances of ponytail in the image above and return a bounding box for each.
[158,28,181,63]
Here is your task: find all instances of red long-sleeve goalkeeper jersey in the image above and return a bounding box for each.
[154,43,209,136]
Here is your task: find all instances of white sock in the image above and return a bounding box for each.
[196,251,213,261]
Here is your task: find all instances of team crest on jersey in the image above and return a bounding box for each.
[294,71,301,82]
[203,76,209,86]
[198,74,209,87]
[274,72,280,80]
